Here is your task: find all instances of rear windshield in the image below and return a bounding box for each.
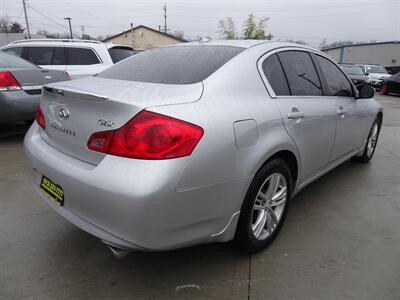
[0,51,38,69]
[108,47,134,63]
[97,45,244,84]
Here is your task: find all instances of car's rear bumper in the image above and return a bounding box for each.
[0,90,39,122]
[24,124,246,251]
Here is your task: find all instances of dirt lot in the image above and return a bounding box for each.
[0,94,399,300]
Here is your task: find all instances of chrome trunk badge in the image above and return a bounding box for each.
[58,108,70,120]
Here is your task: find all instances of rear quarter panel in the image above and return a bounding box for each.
[149,46,300,214]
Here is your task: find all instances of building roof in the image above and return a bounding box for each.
[0,33,46,47]
[322,40,400,51]
[103,25,188,43]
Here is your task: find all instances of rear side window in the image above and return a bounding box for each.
[2,47,23,57]
[278,51,322,96]
[98,45,244,84]
[22,47,66,65]
[108,47,134,63]
[66,47,100,65]
[315,55,353,97]
[262,54,290,96]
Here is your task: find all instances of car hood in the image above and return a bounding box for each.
[369,73,391,80]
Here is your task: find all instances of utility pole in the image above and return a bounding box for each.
[64,17,73,39]
[163,4,167,33]
[22,0,31,39]
[80,26,85,39]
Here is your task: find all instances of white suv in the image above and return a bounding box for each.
[1,39,134,79]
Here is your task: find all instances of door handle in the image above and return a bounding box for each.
[287,112,305,119]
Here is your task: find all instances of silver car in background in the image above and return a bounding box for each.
[0,51,69,123]
[24,41,382,257]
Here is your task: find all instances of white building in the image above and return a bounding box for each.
[322,41,400,74]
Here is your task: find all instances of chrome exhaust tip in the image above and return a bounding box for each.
[104,243,132,259]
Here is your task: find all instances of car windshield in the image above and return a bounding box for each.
[341,65,364,76]
[0,51,38,70]
[97,45,244,84]
[366,66,387,74]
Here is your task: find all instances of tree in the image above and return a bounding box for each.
[0,16,10,33]
[218,17,238,39]
[218,14,272,40]
[172,30,185,40]
[9,22,24,33]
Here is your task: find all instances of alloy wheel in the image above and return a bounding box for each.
[251,173,288,240]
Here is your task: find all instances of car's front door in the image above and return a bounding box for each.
[261,50,337,182]
[313,54,369,160]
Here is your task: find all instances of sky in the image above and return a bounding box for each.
[1,0,399,47]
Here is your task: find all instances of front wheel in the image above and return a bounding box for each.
[353,118,381,163]
[234,158,292,253]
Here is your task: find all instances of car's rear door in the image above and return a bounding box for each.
[314,54,368,160]
[260,50,337,181]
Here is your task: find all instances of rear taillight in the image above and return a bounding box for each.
[87,111,204,159]
[65,72,72,80]
[0,71,21,91]
[35,107,45,129]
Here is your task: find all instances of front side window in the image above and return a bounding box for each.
[262,54,290,96]
[66,47,100,65]
[277,51,322,96]
[316,55,353,97]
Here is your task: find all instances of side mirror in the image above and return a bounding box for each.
[357,85,374,99]
[365,72,369,76]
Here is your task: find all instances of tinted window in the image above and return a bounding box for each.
[66,47,100,65]
[2,47,23,57]
[108,47,134,63]
[278,51,322,96]
[25,47,53,65]
[98,45,244,84]
[262,54,290,96]
[316,55,353,97]
[0,51,38,70]
[22,47,66,65]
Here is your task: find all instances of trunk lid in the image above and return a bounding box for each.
[8,68,69,94]
[39,77,203,165]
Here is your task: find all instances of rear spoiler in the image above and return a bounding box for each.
[43,86,109,101]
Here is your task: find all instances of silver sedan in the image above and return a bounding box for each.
[24,41,382,257]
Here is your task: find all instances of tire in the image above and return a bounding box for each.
[353,117,381,163]
[234,158,292,253]
[381,83,388,95]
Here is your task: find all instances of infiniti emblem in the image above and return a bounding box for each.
[58,108,70,120]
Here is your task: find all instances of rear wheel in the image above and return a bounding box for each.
[353,118,381,163]
[381,83,388,95]
[235,158,292,253]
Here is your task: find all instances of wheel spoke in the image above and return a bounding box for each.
[267,208,278,226]
[253,210,267,237]
[271,186,287,207]
[265,173,280,200]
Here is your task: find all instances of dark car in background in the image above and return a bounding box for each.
[340,64,368,87]
[0,51,69,123]
[381,73,400,95]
